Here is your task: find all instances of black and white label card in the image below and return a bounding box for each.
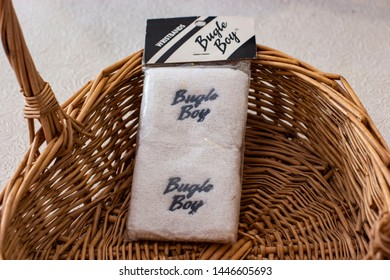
[144,16,256,64]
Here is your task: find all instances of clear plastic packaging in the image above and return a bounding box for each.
[126,61,251,243]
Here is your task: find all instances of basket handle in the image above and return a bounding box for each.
[0,0,68,145]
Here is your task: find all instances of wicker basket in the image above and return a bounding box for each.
[1,0,390,260]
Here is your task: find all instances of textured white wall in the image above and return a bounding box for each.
[0,0,389,189]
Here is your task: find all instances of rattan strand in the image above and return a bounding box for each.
[23,83,59,118]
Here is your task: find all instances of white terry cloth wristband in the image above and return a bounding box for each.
[138,66,249,148]
[127,144,243,243]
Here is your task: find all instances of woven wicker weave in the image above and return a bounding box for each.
[1,0,390,260]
